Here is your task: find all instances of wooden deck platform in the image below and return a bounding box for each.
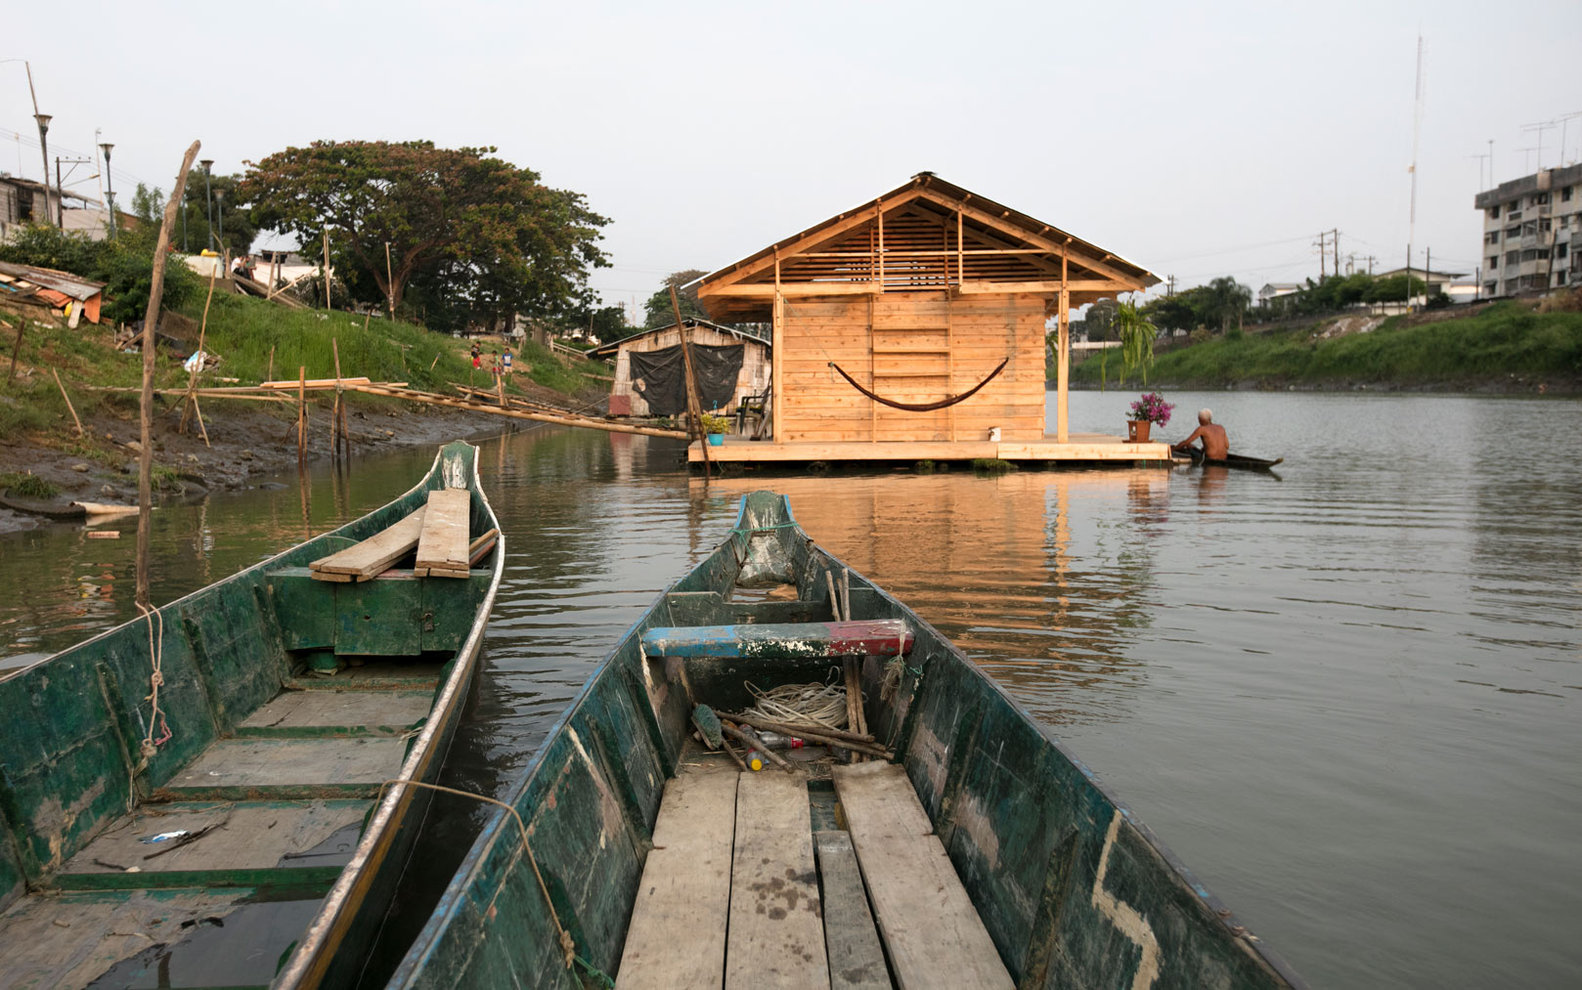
[688,432,1172,466]
[617,759,1011,989]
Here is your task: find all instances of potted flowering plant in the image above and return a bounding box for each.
[1127,391,1173,443]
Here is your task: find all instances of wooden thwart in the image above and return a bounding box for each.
[414,488,470,577]
[310,505,426,581]
[617,768,739,989]
[833,762,1013,990]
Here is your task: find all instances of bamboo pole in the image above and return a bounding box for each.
[266,344,275,383]
[296,366,306,472]
[322,230,331,309]
[670,287,710,479]
[6,316,22,385]
[385,241,395,321]
[330,338,342,468]
[51,368,83,436]
[180,265,218,443]
[136,140,202,611]
[346,382,688,438]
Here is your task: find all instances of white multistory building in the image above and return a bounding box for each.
[1474,163,1582,297]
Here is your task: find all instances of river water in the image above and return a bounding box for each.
[3,391,1579,988]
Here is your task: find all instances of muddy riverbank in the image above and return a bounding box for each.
[0,396,549,535]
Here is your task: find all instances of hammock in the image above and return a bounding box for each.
[828,358,1008,412]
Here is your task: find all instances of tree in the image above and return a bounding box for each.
[643,270,708,328]
[1203,277,1252,332]
[1141,291,1202,334]
[239,140,608,326]
[1077,298,1119,341]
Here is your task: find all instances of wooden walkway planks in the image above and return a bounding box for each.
[309,505,426,580]
[414,488,470,577]
[813,831,889,990]
[833,762,1012,990]
[727,772,828,990]
[617,768,740,990]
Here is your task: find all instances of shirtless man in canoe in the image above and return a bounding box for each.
[1174,408,1229,460]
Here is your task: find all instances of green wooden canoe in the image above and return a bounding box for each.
[0,441,503,989]
[390,490,1305,989]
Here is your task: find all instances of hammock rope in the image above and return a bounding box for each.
[829,357,1008,412]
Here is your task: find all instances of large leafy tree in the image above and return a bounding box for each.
[643,269,708,328]
[1203,277,1252,332]
[239,140,608,326]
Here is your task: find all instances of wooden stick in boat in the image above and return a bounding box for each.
[843,659,865,763]
[723,723,794,772]
[824,570,843,621]
[722,714,876,744]
[720,737,750,772]
[724,715,890,757]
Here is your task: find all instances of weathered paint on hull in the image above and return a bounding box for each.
[0,441,503,989]
[390,491,1305,989]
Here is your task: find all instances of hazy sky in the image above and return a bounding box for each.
[6,1,1579,318]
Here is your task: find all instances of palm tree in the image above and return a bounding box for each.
[1205,277,1251,332]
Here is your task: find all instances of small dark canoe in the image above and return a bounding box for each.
[391,491,1305,989]
[1174,446,1285,470]
[0,441,503,989]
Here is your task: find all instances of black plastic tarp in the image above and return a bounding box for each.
[629,343,744,415]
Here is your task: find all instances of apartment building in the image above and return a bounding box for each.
[1474,163,1582,297]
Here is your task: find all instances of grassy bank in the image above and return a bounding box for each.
[1069,302,1582,390]
[0,291,610,441]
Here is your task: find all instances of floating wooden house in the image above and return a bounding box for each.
[590,318,771,419]
[693,173,1167,465]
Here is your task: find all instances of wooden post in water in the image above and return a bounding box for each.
[670,287,710,479]
[296,366,307,472]
[136,140,202,610]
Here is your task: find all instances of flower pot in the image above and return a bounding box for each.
[707,433,725,447]
[1127,420,1151,443]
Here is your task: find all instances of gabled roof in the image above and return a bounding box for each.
[697,173,1158,321]
[587,317,769,360]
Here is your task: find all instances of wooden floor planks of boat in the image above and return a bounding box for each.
[156,737,408,799]
[238,689,431,735]
[812,831,889,990]
[58,799,370,877]
[834,762,1014,990]
[617,767,738,989]
[726,772,828,989]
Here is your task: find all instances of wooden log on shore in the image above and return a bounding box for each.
[346,382,688,439]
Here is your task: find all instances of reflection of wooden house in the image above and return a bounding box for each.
[694,173,1164,464]
[589,318,770,418]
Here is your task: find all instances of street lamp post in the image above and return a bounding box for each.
[200,159,214,251]
[33,113,53,228]
[99,142,116,238]
[214,187,224,255]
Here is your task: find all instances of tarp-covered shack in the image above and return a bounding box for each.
[589,318,771,418]
[696,173,1158,444]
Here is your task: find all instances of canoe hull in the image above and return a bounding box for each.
[391,492,1303,989]
[0,442,503,989]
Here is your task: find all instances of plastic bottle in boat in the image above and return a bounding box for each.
[756,731,805,749]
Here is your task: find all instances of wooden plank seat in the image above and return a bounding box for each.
[640,619,913,660]
[310,505,427,582]
[414,488,470,577]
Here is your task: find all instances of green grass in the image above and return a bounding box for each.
[0,472,59,498]
[1070,303,1582,388]
[971,458,1016,474]
[0,292,613,464]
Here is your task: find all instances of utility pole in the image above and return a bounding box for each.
[1316,231,1328,279]
[34,114,53,227]
[1367,255,1376,275]
[1166,274,1176,297]
[200,159,214,250]
[100,142,116,237]
[1332,228,1340,278]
